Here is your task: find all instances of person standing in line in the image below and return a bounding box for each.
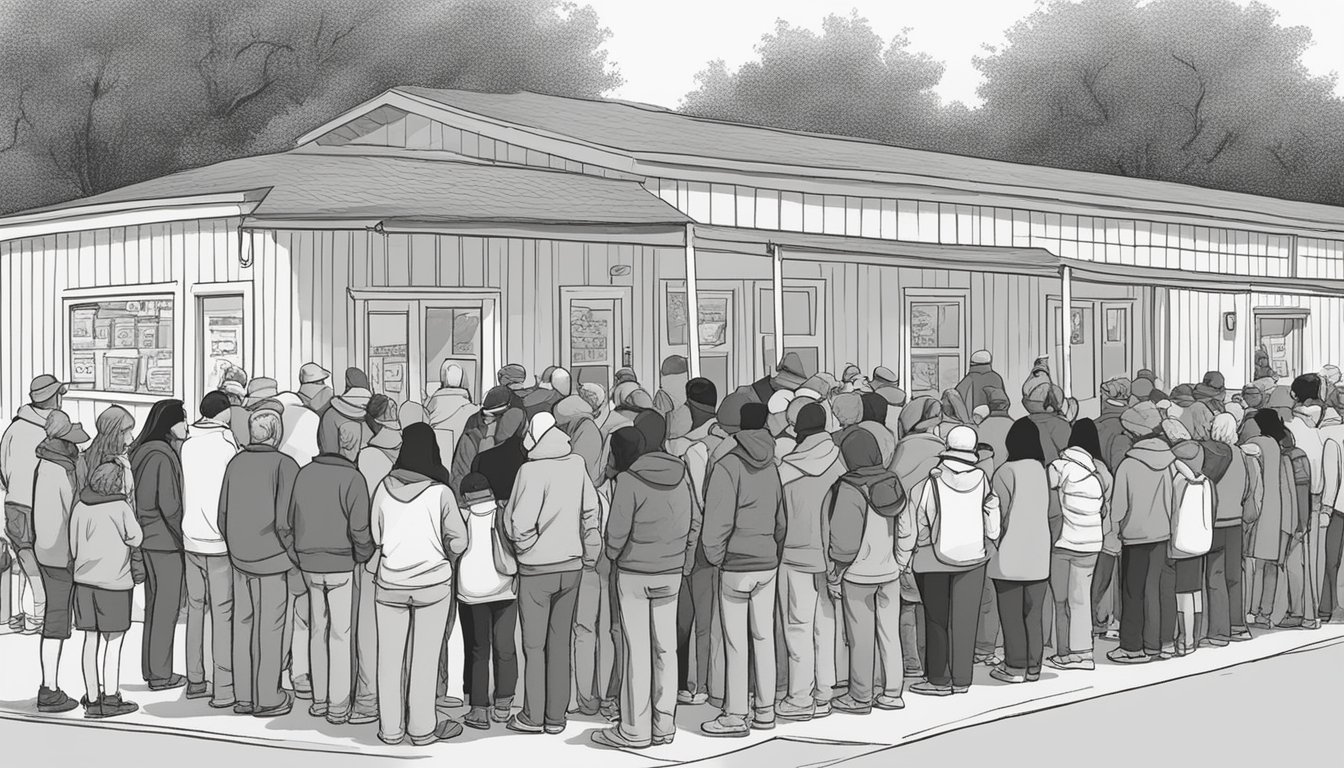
[553,394,605,486]
[1319,404,1344,623]
[455,472,519,731]
[358,398,403,492]
[1,374,65,637]
[81,407,137,502]
[281,421,374,724]
[296,363,334,416]
[955,351,1007,416]
[425,361,475,465]
[1245,410,1295,630]
[826,430,914,714]
[504,412,601,736]
[591,427,699,750]
[219,410,300,717]
[1200,413,1256,645]
[653,355,690,418]
[1278,429,1317,630]
[32,410,90,711]
[70,462,144,719]
[317,368,373,455]
[130,399,189,691]
[1045,419,1111,671]
[1283,374,1326,629]
[1167,438,1213,655]
[180,392,239,706]
[699,402,785,737]
[450,385,513,493]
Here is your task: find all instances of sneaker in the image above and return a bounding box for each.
[291,674,313,700]
[1230,629,1254,642]
[348,710,379,725]
[7,614,23,631]
[677,690,709,705]
[990,666,1026,684]
[652,734,674,746]
[813,699,832,719]
[326,711,350,726]
[875,694,905,710]
[1046,655,1095,671]
[952,685,970,694]
[36,686,79,713]
[903,668,926,680]
[567,703,600,717]
[1025,669,1041,682]
[1106,649,1150,665]
[1248,615,1273,630]
[908,681,954,697]
[233,702,255,715]
[208,697,236,709]
[95,694,139,719]
[253,692,294,718]
[506,714,544,734]
[700,713,749,737]
[1197,637,1229,649]
[544,723,566,735]
[491,702,512,724]
[1103,628,1121,640]
[377,733,404,746]
[409,718,463,746]
[464,707,491,730]
[591,727,650,750]
[974,653,1003,667]
[749,709,776,730]
[148,674,188,692]
[185,682,210,700]
[774,699,815,721]
[1302,617,1322,630]
[81,694,102,718]
[830,694,872,715]
[598,699,620,722]
[308,702,328,718]
[1276,615,1304,629]
[21,620,42,635]
[435,694,464,710]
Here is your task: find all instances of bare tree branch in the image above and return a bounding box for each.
[0,87,31,153]
[1171,54,1208,152]
[1079,58,1114,124]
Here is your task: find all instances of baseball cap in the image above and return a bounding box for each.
[29,374,68,403]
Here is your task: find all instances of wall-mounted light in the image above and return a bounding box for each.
[1223,312,1237,332]
[609,265,631,277]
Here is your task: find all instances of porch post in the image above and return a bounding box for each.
[771,242,784,370]
[685,223,701,379]
[1061,264,1073,399]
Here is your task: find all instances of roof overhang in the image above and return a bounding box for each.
[371,218,687,247]
[0,189,268,243]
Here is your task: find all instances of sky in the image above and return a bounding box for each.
[587,0,1344,109]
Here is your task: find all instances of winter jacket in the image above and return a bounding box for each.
[1246,435,1293,562]
[450,411,493,494]
[1047,447,1112,554]
[370,468,467,590]
[890,432,944,495]
[989,459,1052,581]
[69,489,143,590]
[554,396,604,484]
[0,405,50,508]
[472,433,528,502]
[702,429,786,572]
[955,364,1006,414]
[33,440,83,568]
[521,387,563,421]
[977,415,1015,470]
[666,414,714,462]
[425,386,474,472]
[1201,441,1250,528]
[654,373,689,417]
[826,434,913,585]
[1111,439,1176,545]
[779,434,846,573]
[910,458,1001,573]
[1321,413,1344,514]
[1287,406,1326,496]
[131,440,184,553]
[1094,404,1132,472]
[357,427,401,495]
[230,405,251,449]
[1028,412,1072,464]
[281,454,374,573]
[605,452,699,575]
[218,445,300,576]
[317,406,373,459]
[503,426,601,576]
[180,419,239,555]
[682,423,728,503]
[298,382,333,416]
[457,494,516,604]
[274,392,320,467]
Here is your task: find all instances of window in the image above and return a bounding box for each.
[199,294,245,394]
[906,293,966,398]
[367,312,409,397]
[69,296,175,395]
[1255,312,1306,380]
[667,292,731,348]
[424,307,481,396]
[756,281,825,377]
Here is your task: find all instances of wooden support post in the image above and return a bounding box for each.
[685,223,701,379]
[1062,264,1073,399]
[772,242,785,371]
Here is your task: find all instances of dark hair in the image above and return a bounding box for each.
[609,427,646,474]
[393,423,450,485]
[860,392,888,425]
[199,391,231,419]
[633,410,667,453]
[740,402,769,431]
[1253,408,1287,443]
[1005,417,1045,463]
[686,377,718,408]
[460,472,492,497]
[1067,418,1104,463]
[134,399,187,449]
[1291,374,1321,404]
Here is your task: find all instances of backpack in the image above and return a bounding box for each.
[1169,466,1213,559]
[926,468,991,567]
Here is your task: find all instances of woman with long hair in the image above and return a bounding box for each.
[130,399,189,690]
[83,406,136,497]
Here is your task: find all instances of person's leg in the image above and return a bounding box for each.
[747,571,778,717]
[974,567,999,658]
[1068,554,1097,656]
[1023,580,1047,675]
[16,548,45,629]
[708,567,725,703]
[141,551,161,682]
[1118,545,1145,653]
[82,631,100,703]
[1090,551,1115,635]
[352,566,378,716]
[569,567,600,713]
[232,569,255,708]
[899,602,922,675]
[516,574,550,727]
[374,592,411,742]
[1136,544,1162,655]
[461,603,490,709]
[874,580,903,697]
[147,551,184,683]
[204,555,235,704]
[718,570,750,717]
[407,594,453,742]
[184,553,208,689]
[604,564,624,706]
[1157,552,1177,653]
[101,631,125,697]
[813,571,837,703]
[545,570,582,728]
[304,573,330,711]
[690,563,715,695]
[1205,530,1230,641]
[256,573,290,709]
[676,575,695,693]
[493,600,519,707]
[842,581,877,705]
[915,572,951,687]
[1228,527,1248,635]
[778,565,819,708]
[1049,551,1070,658]
[994,580,1026,673]
[287,574,310,693]
[949,567,985,688]
[616,571,653,745]
[1260,559,1280,619]
[648,574,680,743]
[1322,516,1343,619]
[1285,535,1306,619]
[325,572,354,719]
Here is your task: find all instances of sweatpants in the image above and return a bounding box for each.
[900,602,926,675]
[185,552,234,702]
[518,570,582,728]
[676,563,717,694]
[1322,514,1344,619]
[232,569,289,710]
[719,569,777,718]
[374,582,453,744]
[1119,542,1175,655]
[1049,550,1098,655]
[615,571,680,746]
[142,549,184,684]
[1205,525,1246,641]
[915,565,985,689]
[841,579,903,704]
[994,579,1048,675]
[459,599,519,708]
[777,565,836,708]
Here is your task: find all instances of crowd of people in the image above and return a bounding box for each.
[1,348,1341,749]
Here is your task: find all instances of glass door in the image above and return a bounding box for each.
[561,287,632,392]
[906,292,966,400]
[757,280,825,379]
[1255,312,1306,380]
[366,310,411,400]
[363,294,498,406]
[422,300,495,402]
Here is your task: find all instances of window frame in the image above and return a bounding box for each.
[903,288,969,400]
[755,279,826,378]
[63,283,180,403]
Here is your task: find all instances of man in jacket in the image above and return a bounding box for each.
[280,421,373,724]
[652,356,689,418]
[269,375,320,469]
[954,350,1006,415]
[1320,404,1344,622]
[871,367,907,424]
[700,403,785,737]
[180,392,240,706]
[1283,374,1325,629]
[317,368,372,455]
[297,363,334,416]
[1,374,64,637]
[774,404,845,721]
[554,395,603,486]
[450,385,512,493]
[425,362,475,468]
[219,410,301,717]
[504,413,601,735]
[1095,378,1134,471]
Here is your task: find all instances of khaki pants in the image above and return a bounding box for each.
[185,552,234,703]
[777,565,836,708]
[375,582,454,744]
[615,571,680,745]
[305,570,354,718]
[841,579,902,704]
[719,569,777,718]
[351,566,378,715]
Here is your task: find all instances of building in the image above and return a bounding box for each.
[3,86,1344,428]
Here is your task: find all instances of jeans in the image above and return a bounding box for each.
[571,565,618,712]
[915,565,984,689]
[1205,526,1246,640]
[1119,542,1175,654]
[142,549,184,684]
[719,569,777,718]
[351,566,378,715]
[900,602,926,675]
[1322,514,1344,618]
[974,567,1000,657]
[615,571,680,746]
[777,565,836,708]
[459,599,519,708]
[518,570,582,728]
[374,582,454,744]
[994,579,1048,674]
[283,570,309,686]
[185,552,234,702]
[305,570,354,718]
[842,579,902,704]
[676,563,717,694]
[1091,551,1121,632]
[1049,550,1098,655]
[435,593,459,702]
[232,569,289,710]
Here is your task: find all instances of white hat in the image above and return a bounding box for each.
[940,425,980,464]
[767,389,796,415]
[524,412,557,451]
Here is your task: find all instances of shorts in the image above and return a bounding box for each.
[38,564,75,639]
[1174,556,1205,593]
[4,503,34,550]
[74,584,132,634]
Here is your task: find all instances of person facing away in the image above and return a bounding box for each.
[977,387,1016,470]
[653,355,690,418]
[889,397,945,491]
[1095,377,1135,471]
[1201,413,1257,644]
[358,397,404,494]
[368,422,468,746]
[297,363,334,416]
[955,350,1006,416]
[1167,439,1213,654]
[70,462,144,719]
[1244,409,1295,630]
[450,385,512,494]
[317,367,372,455]
[699,402,786,738]
[425,361,476,465]
[552,394,604,486]
[666,377,718,461]
[471,408,529,503]
[180,391,240,706]
[1023,383,1071,463]
[736,351,807,406]
[81,406,137,503]
[825,429,914,714]
[1319,402,1344,622]
[502,412,601,735]
[591,426,700,750]
[219,409,300,718]
[130,399,189,693]
[271,382,321,469]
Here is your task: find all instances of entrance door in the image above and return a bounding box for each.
[1049,298,1133,401]
[1099,302,1132,383]
[1255,311,1306,380]
[757,280,826,379]
[561,287,632,392]
[361,294,499,405]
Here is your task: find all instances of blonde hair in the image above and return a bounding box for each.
[88,462,125,496]
[248,410,283,447]
[1210,412,1239,446]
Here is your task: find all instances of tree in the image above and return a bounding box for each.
[0,0,622,214]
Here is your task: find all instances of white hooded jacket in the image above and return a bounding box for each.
[180,418,239,555]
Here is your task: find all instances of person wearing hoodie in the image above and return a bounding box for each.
[1,374,65,637]
[890,397,945,488]
[554,394,604,485]
[1021,356,1053,402]
[1277,429,1317,630]
[504,412,601,735]
[297,363,334,416]
[737,351,808,406]
[1284,374,1326,629]
[425,362,475,465]
[700,402,785,737]
[358,399,403,493]
[450,385,512,494]
[368,423,467,746]
[130,400,189,692]
[180,391,240,706]
[977,389,1015,470]
[773,404,846,722]
[219,409,300,718]
[767,390,797,458]
[1096,378,1134,471]
[1106,402,1178,664]
[908,426,1001,696]
[591,427,699,750]
[317,368,372,455]
[1245,410,1296,630]
[871,367,908,425]
[1166,439,1213,656]
[859,393,897,467]
[1134,368,1168,403]
[825,429,914,714]
[935,389,974,441]
[1319,404,1344,622]
[32,410,90,712]
[472,408,530,503]
[653,355,690,418]
[281,421,374,725]
[955,351,1006,415]
[830,392,865,453]
[667,378,718,459]
[1202,414,1256,644]
[1023,383,1071,463]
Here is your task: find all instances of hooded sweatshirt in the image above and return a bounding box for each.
[955,363,1006,415]
[654,372,689,417]
[69,489,143,590]
[701,429,785,572]
[779,433,846,573]
[503,424,601,575]
[1110,438,1176,545]
[1048,447,1112,554]
[1321,410,1344,515]
[425,386,475,469]
[1095,402,1132,472]
[457,491,516,604]
[370,468,467,590]
[978,414,1015,470]
[910,458,1001,574]
[989,458,1052,581]
[298,382,333,416]
[274,392,320,467]
[358,426,402,495]
[1200,440,1247,528]
[218,444,300,575]
[131,440,184,552]
[0,404,50,508]
[890,431,945,495]
[181,418,239,555]
[1244,430,1293,562]
[826,432,913,584]
[1028,412,1072,464]
[33,438,83,568]
[1287,405,1326,496]
[472,423,529,502]
[605,452,699,574]
[554,395,604,484]
[282,454,374,573]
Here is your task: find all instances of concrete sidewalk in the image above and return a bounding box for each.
[1,619,1340,767]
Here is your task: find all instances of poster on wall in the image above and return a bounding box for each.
[1070,309,1085,345]
[71,309,95,350]
[103,356,141,393]
[698,296,728,347]
[71,352,96,385]
[570,306,610,364]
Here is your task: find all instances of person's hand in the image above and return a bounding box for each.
[131,552,147,585]
[1321,511,1333,529]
